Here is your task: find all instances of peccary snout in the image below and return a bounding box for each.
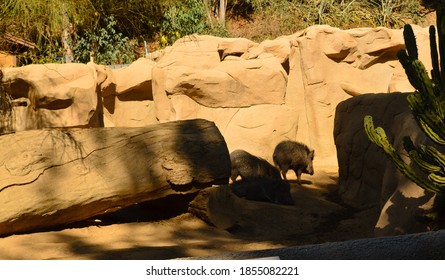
[272,140,315,184]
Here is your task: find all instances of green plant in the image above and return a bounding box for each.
[159,0,209,46]
[364,2,445,227]
[73,15,136,65]
[0,0,95,65]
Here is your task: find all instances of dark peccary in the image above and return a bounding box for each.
[230,149,281,182]
[273,140,315,184]
[230,178,294,205]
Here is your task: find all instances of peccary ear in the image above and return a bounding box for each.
[309,149,315,159]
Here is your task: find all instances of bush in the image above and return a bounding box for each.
[158,0,210,46]
[73,16,136,65]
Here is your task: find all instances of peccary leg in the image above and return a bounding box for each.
[296,169,303,185]
[280,167,288,181]
[230,168,239,182]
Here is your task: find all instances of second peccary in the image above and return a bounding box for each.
[273,140,315,184]
[230,178,294,205]
[230,149,281,182]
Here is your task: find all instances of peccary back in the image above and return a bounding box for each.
[230,149,281,182]
[230,178,294,205]
[273,140,315,183]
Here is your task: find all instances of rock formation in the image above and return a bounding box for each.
[0,24,437,237]
[0,119,230,236]
[1,25,433,169]
[2,63,98,131]
[334,93,436,236]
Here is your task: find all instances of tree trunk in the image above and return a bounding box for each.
[212,0,227,26]
[0,119,230,236]
[61,5,74,63]
[218,0,227,25]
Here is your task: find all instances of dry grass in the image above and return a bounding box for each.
[223,0,435,42]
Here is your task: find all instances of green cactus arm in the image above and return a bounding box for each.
[429,26,442,88]
[424,145,445,169]
[408,106,445,144]
[436,4,445,87]
[364,116,442,193]
[403,24,418,60]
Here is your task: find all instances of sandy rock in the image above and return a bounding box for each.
[156,35,221,69]
[334,93,436,236]
[288,25,431,169]
[2,63,98,131]
[189,174,344,238]
[152,35,291,161]
[0,25,434,174]
[113,58,155,96]
[0,119,230,236]
[218,37,258,59]
[241,36,293,64]
[158,58,287,109]
[105,58,158,127]
[90,63,116,97]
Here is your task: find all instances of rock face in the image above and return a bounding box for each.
[0,119,230,236]
[334,93,436,236]
[2,63,98,131]
[0,25,436,237]
[1,25,432,169]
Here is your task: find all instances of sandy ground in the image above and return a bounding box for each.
[0,170,380,260]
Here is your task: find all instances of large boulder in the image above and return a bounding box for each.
[152,35,293,161]
[334,93,437,236]
[103,58,158,127]
[2,63,98,131]
[0,119,230,236]
[288,25,431,169]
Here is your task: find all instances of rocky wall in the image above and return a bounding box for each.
[334,93,438,236]
[0,25,432,170]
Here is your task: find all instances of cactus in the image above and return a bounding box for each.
[364,4,445,227]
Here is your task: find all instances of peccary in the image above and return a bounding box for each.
[230,178,294,205]
[230,149,281,182]
[272,140,315,184]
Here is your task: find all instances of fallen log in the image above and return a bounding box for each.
[0,119,230,236]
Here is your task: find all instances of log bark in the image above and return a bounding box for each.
[0,119,230,236]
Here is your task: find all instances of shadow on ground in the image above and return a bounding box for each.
[0,171,380,260]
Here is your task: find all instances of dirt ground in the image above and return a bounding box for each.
[0,170,380,260]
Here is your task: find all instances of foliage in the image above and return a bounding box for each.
[73,16,136,65]
[159,0,210,46]
[225,0,430,42]
[88,0,169,41]
[0,0,438,63]
[0,0,95,64]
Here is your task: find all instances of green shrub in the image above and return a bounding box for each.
[73,16,136,65]
[159,0,210,46]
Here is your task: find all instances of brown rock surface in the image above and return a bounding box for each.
[0,119,230,236]
[0,171,378,259]
[2,63,98,131]
[334,93,437,236]
[1,25,433,169]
